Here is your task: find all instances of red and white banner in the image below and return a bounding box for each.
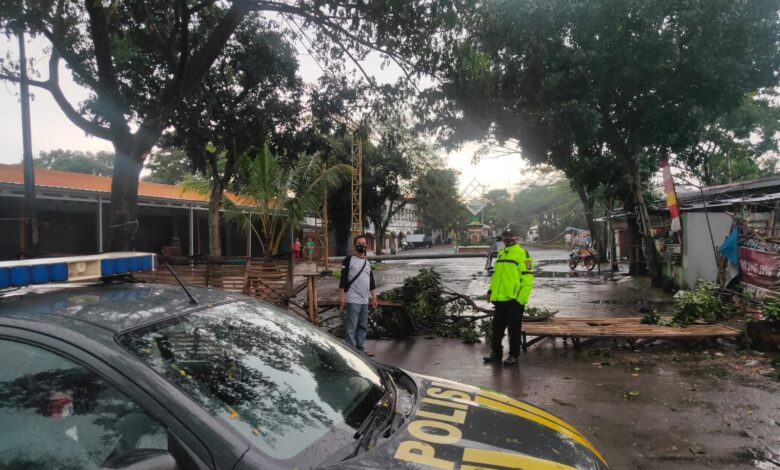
[739,238,780,300]
[660,158,681,232]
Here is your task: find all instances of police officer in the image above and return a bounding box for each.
[483,224,534,366]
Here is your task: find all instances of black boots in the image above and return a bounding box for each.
[483,352,502,363]
[483,352,519,366]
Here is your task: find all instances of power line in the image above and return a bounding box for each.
[506,198,581,224]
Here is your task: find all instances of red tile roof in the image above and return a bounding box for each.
[0,163,247,205]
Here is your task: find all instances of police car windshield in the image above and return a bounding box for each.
[118,300,385,466]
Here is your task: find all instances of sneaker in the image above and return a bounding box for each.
[364,351,375,357]
[503,355,518,366]
[483,353,502,363]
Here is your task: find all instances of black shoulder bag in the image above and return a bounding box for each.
[344,258,368,293]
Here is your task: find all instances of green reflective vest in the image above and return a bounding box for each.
[489,243,534,304]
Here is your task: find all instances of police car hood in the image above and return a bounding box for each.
[338,373,608,470]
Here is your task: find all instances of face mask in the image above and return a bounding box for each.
[355,245,366,253]
[503,239,515,247]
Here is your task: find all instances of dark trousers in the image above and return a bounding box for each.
[491,300,524,357]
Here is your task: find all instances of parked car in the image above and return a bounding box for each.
[404,234,433,248]
[0,254,608,470]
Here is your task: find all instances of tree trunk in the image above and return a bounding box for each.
[208,184,222,257]
[109,147,143,251]
[626,156,662,286]
[376,231,384,255]
[606,200,619,272]
[575,185,597,242]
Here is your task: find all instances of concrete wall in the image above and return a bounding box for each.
[681,212,733,289]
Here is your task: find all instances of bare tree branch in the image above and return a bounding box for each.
[258,2,431,79]
[46,49,113,141]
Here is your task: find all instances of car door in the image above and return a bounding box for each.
[0,328,215,470]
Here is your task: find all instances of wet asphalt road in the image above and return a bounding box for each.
[314,245,780,469]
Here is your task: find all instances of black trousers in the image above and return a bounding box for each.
[491,300,524,357]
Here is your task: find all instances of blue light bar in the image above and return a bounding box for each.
[0,253,157,289]
[11,267,31,287]
[0,268,9,289]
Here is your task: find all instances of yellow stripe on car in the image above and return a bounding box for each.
[463,448,577,470]
[474,395,607,466]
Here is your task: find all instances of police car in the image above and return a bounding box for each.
[0,253,608,469]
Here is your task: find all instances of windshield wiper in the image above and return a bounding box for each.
[351,369,401,456]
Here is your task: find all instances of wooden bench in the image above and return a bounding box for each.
[521,317,741,351]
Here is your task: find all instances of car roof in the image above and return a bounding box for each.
[0,282,242,334]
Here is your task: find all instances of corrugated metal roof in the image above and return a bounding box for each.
[0,163,248,206]
[677,176,780,204]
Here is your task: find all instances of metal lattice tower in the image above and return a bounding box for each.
[461,177,488,199]
[351,134,363,237]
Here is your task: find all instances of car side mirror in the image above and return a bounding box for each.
[101,449,178,470]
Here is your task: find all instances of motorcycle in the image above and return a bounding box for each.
[568,247,597,271]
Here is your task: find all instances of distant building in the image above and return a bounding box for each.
[0,164,262,260]
[366,202,421,252]
[605,176,780,291]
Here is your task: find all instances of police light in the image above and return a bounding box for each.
[0,252,157,289]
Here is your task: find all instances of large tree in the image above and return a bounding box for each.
[675,96,780,186]
[363,113,436,255]
[414,168,465,237]
[169,19,304,257]
[142,148,192,184]
[0,0,469,250]
[425,0,780,285]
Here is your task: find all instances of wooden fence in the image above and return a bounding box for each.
[135,255,294,307]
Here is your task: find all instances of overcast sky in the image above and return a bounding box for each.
[0,34,531,194]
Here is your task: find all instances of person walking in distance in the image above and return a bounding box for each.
[484,224,534,366]
[305,238,315,264]
[293,238,302,263]
[339,235,378,356]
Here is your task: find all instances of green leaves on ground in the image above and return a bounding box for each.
[375,268,478,342]
[623,390,640,400]
[373,268,555,342]
[644,281,732,327]
[761,297,780,323]
[673,282,732,326]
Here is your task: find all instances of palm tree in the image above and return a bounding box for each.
[224,146,352,255]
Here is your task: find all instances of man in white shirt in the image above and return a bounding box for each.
[338,235,378,355]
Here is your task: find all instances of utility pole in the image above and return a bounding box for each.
[19,32,38,254]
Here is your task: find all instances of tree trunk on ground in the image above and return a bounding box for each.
[208,184,223,257]
[626,157,662,285]
[109,147,144,251]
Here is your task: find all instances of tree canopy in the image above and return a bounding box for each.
[34,149,114,177]
[414,168,466,236]
[0,0,470,250]
[424,0,780,284]
[142,148,191,185]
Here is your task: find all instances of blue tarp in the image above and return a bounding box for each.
[719,226,740,265]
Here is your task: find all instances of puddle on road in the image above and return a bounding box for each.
[586,298,674,306]
[734,448,780,469]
